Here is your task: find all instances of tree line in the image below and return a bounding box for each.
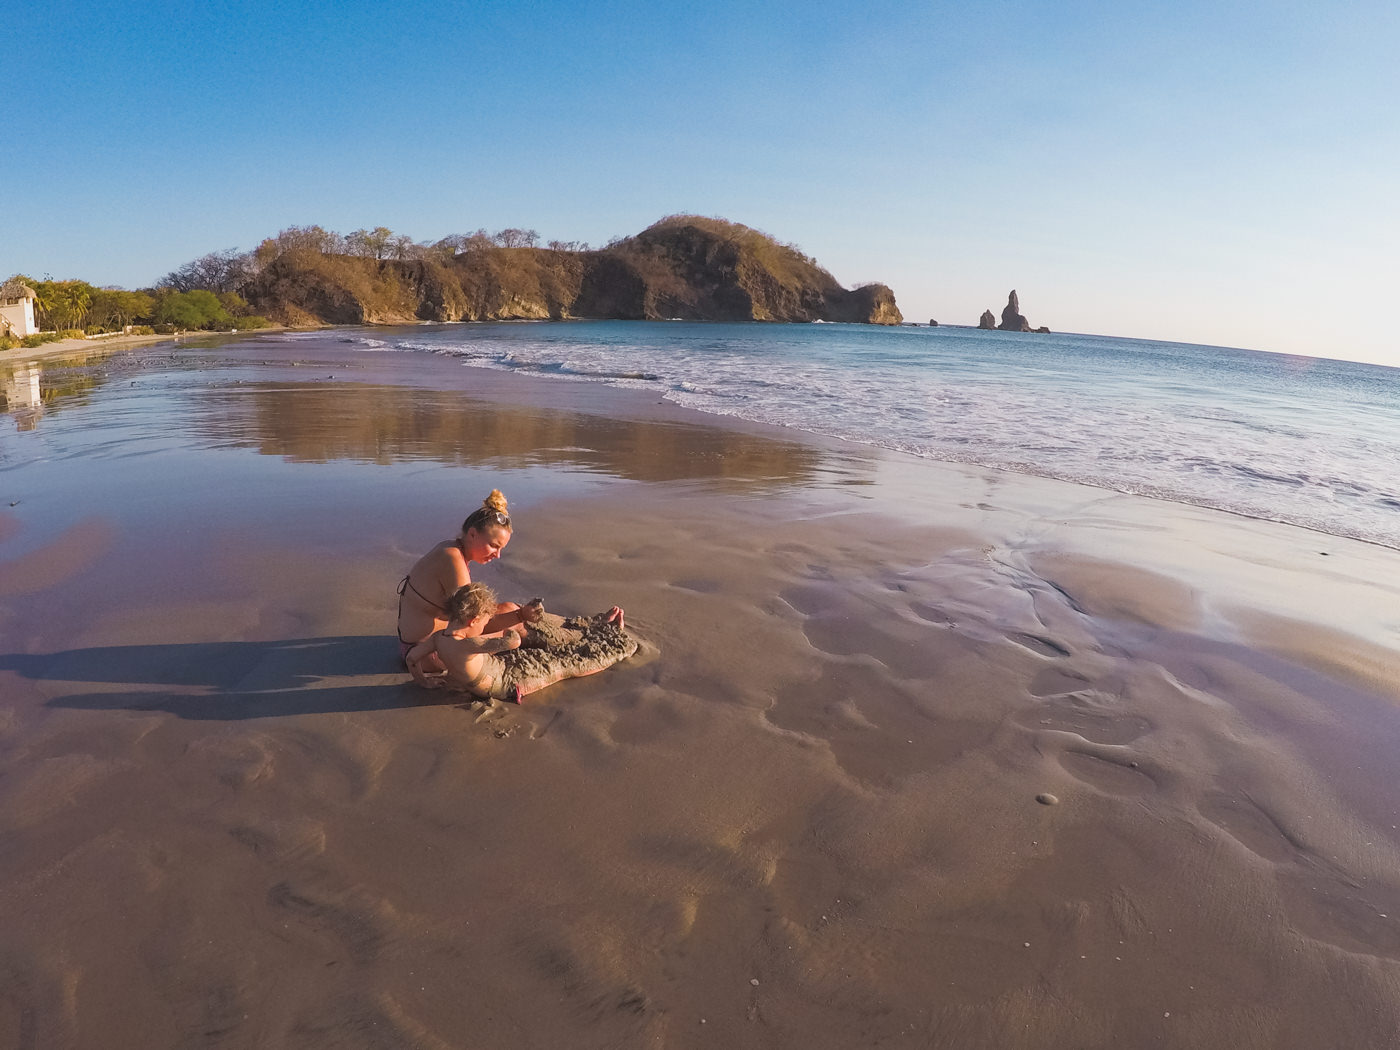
[10,223,605,338]
[159,225,600,292]
[12,278,272,336]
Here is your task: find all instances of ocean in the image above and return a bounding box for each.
[345,321,1400,552]
[4,322,1397,552]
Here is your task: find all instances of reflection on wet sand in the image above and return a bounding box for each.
[192,381,861,486]
[1,356,108,431]
[2,363,43,431]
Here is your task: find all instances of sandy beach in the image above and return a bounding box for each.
[2,332,1399,1049]
[0,325,303,371]
[0,330,196,365]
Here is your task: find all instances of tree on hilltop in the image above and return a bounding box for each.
[253,225,345,266]
[387,233,418,260]
[345,227,395,260]
[492,228,539,248]
[159,248,253,293]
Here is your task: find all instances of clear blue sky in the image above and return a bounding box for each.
[6,1,1398,365]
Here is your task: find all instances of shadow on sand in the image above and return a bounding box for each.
[1,636,445,720]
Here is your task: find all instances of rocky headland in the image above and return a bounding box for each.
[243,217,901,327]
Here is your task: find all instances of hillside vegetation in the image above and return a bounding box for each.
[236,216,900,326]
[7,218,900,344]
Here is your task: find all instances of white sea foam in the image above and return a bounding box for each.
[368,322,1400,549]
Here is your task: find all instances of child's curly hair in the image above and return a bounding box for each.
[445,582,497,625]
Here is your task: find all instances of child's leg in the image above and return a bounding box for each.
[403,640,447,674]
[456,654,523,703]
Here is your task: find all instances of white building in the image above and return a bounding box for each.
[1,278,39,337]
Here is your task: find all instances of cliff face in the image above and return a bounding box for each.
[243,217,901,327]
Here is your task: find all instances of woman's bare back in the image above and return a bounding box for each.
[398,540,470,645]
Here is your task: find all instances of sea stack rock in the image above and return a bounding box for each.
[998,290,1032,332]
[978,309,997,329]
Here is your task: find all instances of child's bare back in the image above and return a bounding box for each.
[405,583,634,704]
[405,583,528,700]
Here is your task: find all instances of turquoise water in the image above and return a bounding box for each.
[349,321,1400,550]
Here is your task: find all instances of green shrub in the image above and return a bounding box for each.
[0,335,15,351]
[61,328,86,340]
[129,325,155,335]
[21,333,61,348]
[153,289,235,330]
[234,315,273,329]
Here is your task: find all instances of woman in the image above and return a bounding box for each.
[397,490,538,667]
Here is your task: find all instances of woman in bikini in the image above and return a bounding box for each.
[397,490,539,668]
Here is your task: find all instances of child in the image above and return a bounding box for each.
[406,582,529,702]
[407,583,636,704]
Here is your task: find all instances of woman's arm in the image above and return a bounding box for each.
[482,598,543,637]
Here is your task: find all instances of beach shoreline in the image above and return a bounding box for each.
[2,332,1399,1048]
[0,325,305,366]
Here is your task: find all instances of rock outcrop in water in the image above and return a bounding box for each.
[999,290,1031,332]
[976,290,1050,333]
[242,216,902,327]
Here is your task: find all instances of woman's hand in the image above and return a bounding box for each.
[498,633,522,652]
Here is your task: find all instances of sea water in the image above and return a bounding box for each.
[352,321,1400,551]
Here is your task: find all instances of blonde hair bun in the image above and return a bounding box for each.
[483,489,508,513]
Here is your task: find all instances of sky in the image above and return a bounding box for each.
[6,0,1398,366]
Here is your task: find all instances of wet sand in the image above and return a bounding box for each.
[0,326,292,367]
[2,331,1399,1048]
